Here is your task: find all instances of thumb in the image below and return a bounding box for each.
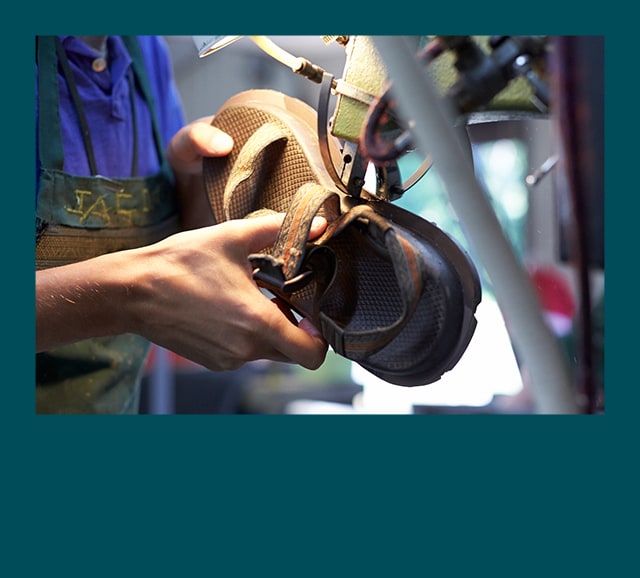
[240,213,328,254]
[240,213,286,253]
[167,118,233,174]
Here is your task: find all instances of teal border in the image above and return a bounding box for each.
[4,4,631,575]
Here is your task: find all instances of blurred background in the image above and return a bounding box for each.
[139,36,604,415]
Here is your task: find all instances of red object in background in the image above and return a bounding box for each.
[528,265,576,317]
[527,264,576,336]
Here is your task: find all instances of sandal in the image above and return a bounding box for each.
[203,89,481,386]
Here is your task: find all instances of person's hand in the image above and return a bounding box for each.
[166,116,234,229]
[36,213,328,371]
[127,212,328,372]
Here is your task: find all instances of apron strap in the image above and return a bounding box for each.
[36,36,65,171]
[54,36,99,175]
[122,36,170,173]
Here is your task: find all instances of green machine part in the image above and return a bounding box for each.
[331,35,544,143]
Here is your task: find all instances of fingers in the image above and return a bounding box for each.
[196,295,326,371]
[231,213,328,254]
[167,117,233,174]
[263,305,328,370]
[192,121,234,156]
[236,212,286,253]
[161,209,330,372]
[231,215,330,369]
[279,319,328,370]
[271,296,298,325]
[298,317,324,341]
[308,216,328,240]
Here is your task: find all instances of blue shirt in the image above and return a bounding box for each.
[36,36,185,197]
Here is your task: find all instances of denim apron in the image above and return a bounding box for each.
[36,37,180,413]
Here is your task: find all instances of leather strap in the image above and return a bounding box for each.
[271,183,340,279]
[251,182,426,358]
[223,122,288,220]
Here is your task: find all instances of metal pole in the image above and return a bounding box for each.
[372,36,578,413]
